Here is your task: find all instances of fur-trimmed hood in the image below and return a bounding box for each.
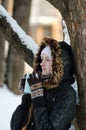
[33,37,64,89]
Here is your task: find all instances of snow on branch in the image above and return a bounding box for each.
[62,20,70,45]
[0,5,38,67]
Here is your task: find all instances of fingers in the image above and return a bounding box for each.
[27,74,34,85]
[27,71,42,86]
[33,71,42,82]
[33,71,39,82]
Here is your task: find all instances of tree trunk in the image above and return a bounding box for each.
[13,0,31,31]
[47,0,86,130]
[0,32,5,87]
[68,1,86,130]
[1,0,8,9]
[7,44,24,94]
[0,0,8,87]
[7,0,32,94]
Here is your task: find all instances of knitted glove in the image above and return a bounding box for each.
[18,74,31,94]
[27,71,45,108]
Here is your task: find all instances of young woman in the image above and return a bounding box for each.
[10,37,76,130]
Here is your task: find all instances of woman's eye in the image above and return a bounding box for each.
[41,57,51,62]
[45,59,50,61]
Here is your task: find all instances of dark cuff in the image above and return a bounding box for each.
[21,94,32,108]
[32,96,45,109]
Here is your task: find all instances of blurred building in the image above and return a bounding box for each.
[29,0,62,44]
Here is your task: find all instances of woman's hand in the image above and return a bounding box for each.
[27,71,44,99]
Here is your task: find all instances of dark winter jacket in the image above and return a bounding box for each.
[11,85,76,130]
[10,38,76,130]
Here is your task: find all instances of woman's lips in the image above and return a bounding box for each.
[42,68,46,71]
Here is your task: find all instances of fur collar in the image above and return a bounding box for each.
[33,37,64,89]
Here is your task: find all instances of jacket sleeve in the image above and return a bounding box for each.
[10,94,31,130]
[33,86,76,130]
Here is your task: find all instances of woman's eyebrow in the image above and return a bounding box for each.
[45,57,50,59]
[41,56,50,59]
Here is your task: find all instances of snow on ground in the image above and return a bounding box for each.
[0,85,21,130]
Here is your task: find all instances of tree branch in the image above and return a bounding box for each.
[0,5,38,67]
[46,0,69,18]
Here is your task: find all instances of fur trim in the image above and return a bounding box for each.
[33,37,64,89]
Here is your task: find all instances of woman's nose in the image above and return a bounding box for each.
[40,60,45,66]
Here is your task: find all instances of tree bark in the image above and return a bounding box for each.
[46,1,86,130]
[47,0,86,130]
[13,0,31,31]
[0,32,5,87]
[1,0,8,9]
[46,0,69,21]
[0,9,34,67]
[68,1,86,130]
[0,0,8,87]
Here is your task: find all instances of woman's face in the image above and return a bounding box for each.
[40,54,52,75]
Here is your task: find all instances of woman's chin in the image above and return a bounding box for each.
[42,72,51,76]
[42,73,46,75]
[42,71,48,75]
